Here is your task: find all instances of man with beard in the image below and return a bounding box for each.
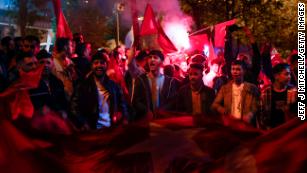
[174,63,216,126]
[211,60,260,126]
[132,50,180,121]
[70,52,128,130]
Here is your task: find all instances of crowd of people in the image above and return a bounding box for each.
[0,28,299,134]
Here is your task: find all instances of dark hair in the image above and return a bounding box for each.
[231,60,247,70]
[135,50,149,62]
[273,63,290,76]
[191,54,206,64]
[14,36,23,43]
[1,36,12,47]
[75,42,87,57]
[16,51,34,64]
[56,37,70,52]
[24,35,40,45]
[91,51,108,63]
[289,54,299,65]
[36,49,51,60]
[163,65,174,77]
[149,50,164,61]
[73,33,84,44]
[189,63,204,71]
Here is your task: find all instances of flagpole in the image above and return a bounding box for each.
[115,2,125,46]
[116,11,120,46]
[189,26,211,36]
[130,0,140,49]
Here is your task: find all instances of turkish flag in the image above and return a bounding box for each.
[1,112,305,173]
[214,19,237,48]
[140,4,177,53]
[189,33,216,60]
[52,0,72,39]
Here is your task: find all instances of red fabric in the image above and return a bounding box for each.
[31,107,73,135]
[140,4,177,53]
[189,33,209,52]
[0,66,44,120]
[189,33,216,60]
[130,0,140,48]
[208,118,307,173]
[258,70,272,91]
[139,4,159,35]
[107,58,129,99]
[52,0,72,39]
[214,19,237,48]
[1,112,306,173]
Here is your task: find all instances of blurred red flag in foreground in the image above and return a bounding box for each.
[0,66,44,120]
[140,4,178,53]
[1,112,306,173]
[207,118,307,173]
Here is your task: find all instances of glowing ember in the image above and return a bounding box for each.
[164,23,190,51]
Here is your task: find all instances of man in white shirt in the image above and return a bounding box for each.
[211,60,260,125]
[70,52,128,130]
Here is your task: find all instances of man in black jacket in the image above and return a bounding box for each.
[131,50,180,121]
[174,63,216,125]
[29,50,67,113]
[70,52,128,130]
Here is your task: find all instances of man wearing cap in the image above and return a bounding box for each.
[70,52,128,130]
[29,49,67,113]
[132,50,180,120]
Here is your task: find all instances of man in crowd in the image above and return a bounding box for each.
[52,37,76,98]
[16,51,38,74]
[211,60,260,126]
[23,35,40,56]
[259,63,297,129]
[132,50,179,120]
[70,52,128,130]
[29,49,67,115]
[174,63,216,125]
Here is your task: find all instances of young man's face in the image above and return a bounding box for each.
[147,55,162,71]
[189,67,203,86]
[23,40,40,55]
[274,68,291,86]
[180,61,188,73]
[38,58,53,76]
[20,56,38,72]
[231,64,244,82]
[211,63,220,74]
[92,59,107,77]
